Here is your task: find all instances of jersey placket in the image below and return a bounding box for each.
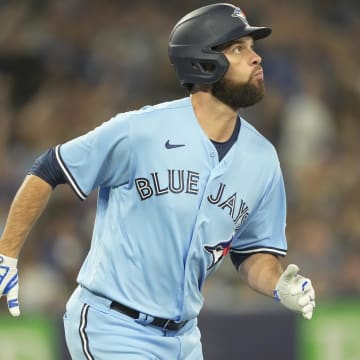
[179,150,231,320]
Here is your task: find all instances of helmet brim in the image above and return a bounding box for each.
[244,26,272,40]
[212,26,272,48]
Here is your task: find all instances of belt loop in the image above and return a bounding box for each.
[135,312,155,326]
[162,319,171,330]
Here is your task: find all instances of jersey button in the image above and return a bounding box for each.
[210,152,216,157]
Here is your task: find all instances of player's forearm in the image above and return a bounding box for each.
[0,174,52,258]
[239,253,283,297]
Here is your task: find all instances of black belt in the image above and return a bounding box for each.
[110,301,187,331]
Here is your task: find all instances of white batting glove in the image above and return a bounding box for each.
[274,264,315,320]
[0,254,20,316]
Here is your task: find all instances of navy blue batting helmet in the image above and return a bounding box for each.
[168,3,271,87]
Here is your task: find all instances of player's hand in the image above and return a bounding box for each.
[274,264,315,320]
[0,254,20,316]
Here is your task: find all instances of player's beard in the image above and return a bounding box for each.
[211,76,265,111]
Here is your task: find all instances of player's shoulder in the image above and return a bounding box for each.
[139,97,192,113]
[116,97,191,120]
[105,98,191,132]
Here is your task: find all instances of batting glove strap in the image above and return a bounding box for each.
[0,254,20,316]
[275,264,315,320]
[273,289,281,302]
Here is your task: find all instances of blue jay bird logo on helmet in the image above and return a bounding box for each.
[231,7,248,24]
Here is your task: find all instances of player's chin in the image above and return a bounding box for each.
[252,78,265,94]
[250,76,264,87]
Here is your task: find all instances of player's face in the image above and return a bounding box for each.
[211,36,265,110]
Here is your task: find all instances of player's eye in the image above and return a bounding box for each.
[232,45,244,54]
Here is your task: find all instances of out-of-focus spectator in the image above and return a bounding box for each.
[277,67,337,203]
[0,74,13,167]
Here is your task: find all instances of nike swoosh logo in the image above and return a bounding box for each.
[165,140,185,149]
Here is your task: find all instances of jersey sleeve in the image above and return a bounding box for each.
[230,163,287,266]
[55,114,131,200]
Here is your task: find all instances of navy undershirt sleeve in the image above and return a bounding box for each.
[230,252,279,270]
[28,147,66,188]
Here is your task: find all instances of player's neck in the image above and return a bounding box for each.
[190,92,238,142]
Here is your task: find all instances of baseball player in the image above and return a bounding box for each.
[0,3,315,359]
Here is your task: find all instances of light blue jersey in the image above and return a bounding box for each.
[56,97,287,322]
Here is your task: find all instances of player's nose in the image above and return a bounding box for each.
[250,50,262,65]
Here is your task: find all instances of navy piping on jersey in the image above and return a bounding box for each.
[231,246,287,257]
[79,304,94,360]
[55,145,87,200]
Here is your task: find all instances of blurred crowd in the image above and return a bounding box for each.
[0,0,359,315]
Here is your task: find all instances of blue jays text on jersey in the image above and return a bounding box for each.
[55,97,287,322]
[135,172,249,230]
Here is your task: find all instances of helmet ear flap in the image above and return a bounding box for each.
[184,61,218,93]
[194,61,216,74]
[170,50,229,87]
